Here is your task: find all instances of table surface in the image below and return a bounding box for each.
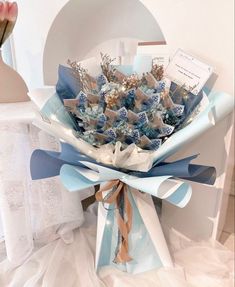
[0,101,36,124]
[0,87,56,124]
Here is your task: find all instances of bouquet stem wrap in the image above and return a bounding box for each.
[96,180,133,263]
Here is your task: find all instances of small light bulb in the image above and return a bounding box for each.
[50,115,58,121]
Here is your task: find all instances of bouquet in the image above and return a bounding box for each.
[30,52,233,274]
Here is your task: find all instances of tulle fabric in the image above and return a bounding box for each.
[0,123,93,267]
[0,210,234,287]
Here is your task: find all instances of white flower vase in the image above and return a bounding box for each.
[0,50,29,103]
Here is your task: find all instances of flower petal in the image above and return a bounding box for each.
[7,1,18,22]
[0,2,7,21]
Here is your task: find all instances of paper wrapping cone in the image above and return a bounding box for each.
[95,189,173,274]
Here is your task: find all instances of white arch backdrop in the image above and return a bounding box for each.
[43,0,165,84]
[13,0,234,95]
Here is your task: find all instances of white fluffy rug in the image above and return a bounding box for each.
[0,212,234,287]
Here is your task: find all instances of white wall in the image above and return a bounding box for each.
[43,0,165,84]
[12,0,66,88]
[141,0,234,96]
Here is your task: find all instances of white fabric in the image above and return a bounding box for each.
[0,210,234,287]
[0,122,93,267]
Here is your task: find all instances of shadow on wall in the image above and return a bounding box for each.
[43,0,165,85]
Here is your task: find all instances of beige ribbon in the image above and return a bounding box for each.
[96,180,133,263]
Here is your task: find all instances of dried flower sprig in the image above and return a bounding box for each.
[67,59,97,93]
[100,53,116,82]
[105,89,120,109]
[151,62,164,81]
[122,74,140,90]
[0,1,18,48]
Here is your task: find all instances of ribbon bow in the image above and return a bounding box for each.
[96,180,133,263]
